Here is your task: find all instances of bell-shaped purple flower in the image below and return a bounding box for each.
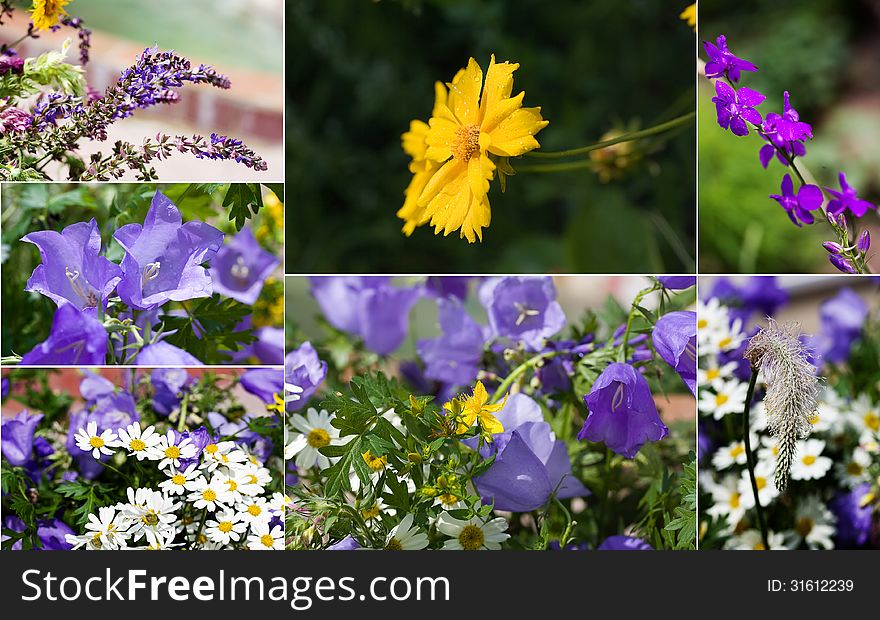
[739,276,789,317]
[114,191,224,310]
[770,174,823,227]
[80,371,115,404]
[417,298,487,387]
[712,81,764,137]
[22,218,122,313]
[424,276,471,300]
[703,35,757,83]
[829,483,874,549]
[241,368,284,404]
[578,362,668,458]
[92,391,139,430]
[135,341,204,365]
[480,276,566,351]
[251,326,284,365]
[652,311,697,396]
[818,288,868,364]
[1,410,44,467]
[656,276,695,290]
[20,304,107,365]
[209,227,279,305]
[598,535,653,550]
[151,368,192,415]
[2,517,75,550]
[825,172,876,218]
[285,341,327,411]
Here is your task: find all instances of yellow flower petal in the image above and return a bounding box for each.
[402,119,429,161]
[488,106,548,157]
[479,412,505,435]
[479,55,520,122]
[481,91,526,134]
[448,58,483,125]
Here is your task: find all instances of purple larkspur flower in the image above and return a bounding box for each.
[825,173,876,219]
[114,191,224,311]
[763,91,812,143]
[20,304,107,365]
[703,35,757,83]
[135,341,204,365]
[416,298,487,387]
[830,483,874,549]
[251,326,284,365]
[770,174,824,227]
[652,311,697,396]
[818,288,868,364]
[712,81,765,137]
[424,276,471,300]
[22,218,122,313]
[285,342,327,411]
[240,368,283,404]
[309,277,421,355]
[597,535,653,551]
[578,362,668,458]
[473,394,590,512]
[656,276,696,290]
[209,227,279,305]
[759,131,806,169]
[151,368,192,415]
[480,276,565,351]
[1,410,44,467]
[829,254,857,274]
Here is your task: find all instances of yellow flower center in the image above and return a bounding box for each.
[795,517,814,537]
[706,368,720,380]
[130,438,146,451]
[218,521,233,533]
[247,474,259,484]
[385,538,403,551]
[452,124,481,161]
[142,512,160,526]
[697,319,708,329]
[753,542,766,550]
[89,436,105,448]
[458,524,485,550]
[226,479,238,491]
[202,489,217,502]
[439,493,459,507]
[247,504,262,517]
[729,493,740,509]
[865,411,880,431]
[91,533,103,548]
[307,428,330,449]
[361,503,381,520]
[846,462,864,476]
[718,337,732,349]
[164,445,181,459]
[755,477,766,490]
[730,444,744,458]
[205,444,218,454]
[260,534,275,548]
[802,455,817,466]
[715,394,729,406]
[172,474,186,485]
[808,414,820,425]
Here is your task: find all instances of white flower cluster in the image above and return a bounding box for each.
[65,421,284,550]
[699,296,880,550]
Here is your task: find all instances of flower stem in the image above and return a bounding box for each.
[489,350,565,404]
[190,508,209,549]
[177,391,189,433]
[742,368,769,550]
[617,282,661,363]
[523,112,695,160]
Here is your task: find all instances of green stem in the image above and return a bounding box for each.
[490,350,565,404]
[177,391,189,432]
[514,160,595,174]
[523,112,695,159]
[191,508,209,549]
[617,283,660,363]
[742,369,769,550]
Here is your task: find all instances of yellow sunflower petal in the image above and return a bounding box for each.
[488,106,549,157]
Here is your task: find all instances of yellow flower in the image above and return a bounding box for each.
[680,3,696,30]
[400,55,548,243]
[266,393,284,415]
[457,381,506,435]
[31,0,71,31]
[362,450,388,472]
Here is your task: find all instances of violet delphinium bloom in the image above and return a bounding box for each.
[285,342,327,411]
[240,368,284,404]
[818,288,868,364]
[1,410,44,467]
[20,304,107,365]
[473,394,589,512]
[763,92,812,143]
[656,276,696,290]
[417,298,487,386]
[209,227,279,305]
[770,174,824,226]
[703,35,757,83]
[652,311,697,396]
[830,483,873,549]
[712,81,765,137]
[136,341,204,366]
[22,218,122,313]
[825,173,876,219]
[114,191,224,311]
[481,276,565,351]
[151,368,191,415]
[758,130,806,170]
[577,362,668,458]
[597,535,653,551]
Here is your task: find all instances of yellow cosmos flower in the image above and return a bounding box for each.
[453,381,507,435]
[399,55,548,243]
[680,3,696,30]
[31,0,71,31]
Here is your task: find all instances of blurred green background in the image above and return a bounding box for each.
[286,0,695,273]
[699,0,880,273]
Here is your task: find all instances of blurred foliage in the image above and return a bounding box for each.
[286,0,695,273]
[700,0,880,273]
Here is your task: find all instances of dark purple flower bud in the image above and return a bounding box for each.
[712,81,765,137]
[285,342,327,411]
[577,362,668,458]
[209,227,279,305]
[481,276,566,351]
[417,298,487,387]
[826,173,876,219]
[769,174,824,227]
[20,304,107,365]
[822,241,843,255]
[240,368,283,404]
[829,254,857,274]
[597,535,653,551]
[857,230,870,254]
[703,35,757,83]
[656,276,696,290]
[652,311,697,396]
[1,410,44,467]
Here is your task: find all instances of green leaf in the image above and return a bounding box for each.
[223,183,264,231]
[161,295,255,363]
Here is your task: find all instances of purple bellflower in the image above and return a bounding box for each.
[251,326,285,365]
[656,276,696,290]
[712,81,765,137]
[578,362,668,458]
[825,173,876,219]
[151,368,192,415]
[209,227,278,305]
[1,410,44,467]
[818,288,868,364]
[22,218,122,313]
[20,304,107,365]
[597,535,653,550]
[652,311,697,396]
[830,483,874,549]
[480,276,566,351]
[703,35,758,83]
[770,174,824,227]
[135,341,204,366]
[114,191,224,311]
[240,368,284,404]
[285,342,327,411]
[417,298,487,387]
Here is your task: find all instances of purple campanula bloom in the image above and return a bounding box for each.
[480,276,565,351]
[328,536,360,550]
[656,276,696,290]
[2,517,74,550]
[92,391,139,432]
[80,371,115,403]
[114,191,224,311]
[20,304,107,365]
[1,410,44,466]
[818,288,868,364]
[652,311,697,396]
[763,92,812,143]
[22,218,122,313]
[177,426,213,471]
[578,362,668,458]
[703,35,757,83]
[309,277,421,355]
[209,227,279,305]
[251,326,284,365]
[598,535,653,550]
[830,483,874,549]
[770,174,823,227]
[424,276,471,300]
[826,173,876,219]
[2,377,9,400]
[285,342,327,411]
[739,276,789,317]
[24,436,55,482]
[712,81,765,137]
[151,368,192,415]
[417,298,487,387]
[240,368,284,404]
[135,341,204,365]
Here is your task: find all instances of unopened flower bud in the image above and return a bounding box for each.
[858,230,870,254]
[829,254,857,274]
[822,241,843,255]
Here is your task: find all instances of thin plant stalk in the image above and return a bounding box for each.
[742,368,769,550]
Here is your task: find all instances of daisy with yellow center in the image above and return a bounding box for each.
[384,514,429,551]
[285,407,342,470]
[437,512,509,550]
[205,511,247,545]
[114,422,161,461]
[74,421,117,459]
[247,521,283,550]
[236,497,271,526]
[158,465,200,496]
[185,475,234,511]
[150,430,197,471]
[30,0,71,31]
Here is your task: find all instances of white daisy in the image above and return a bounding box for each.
[726,529,786,551]
[247,521,283,550]
[113,423,161,460]
[150,430,197,471]
[205,511,248,546]
[697,297,733,347]
[850,395,880,438]
[236,497,272,526]
[737,459,779,507]
[236,464,271,496]
[74,422,117,459]
[118,488,179,543]
[268,491,290,516]
[790,439,833,481]
[810,396,841,433]
[285,408,342,470]
[200,440,237,472]
[790,495,836,550]
[698,360,739,391]
[705,475,746,530]
[214,469,245,503]
[83,506,129,550]
[384,514,429,550]
[437,513,509,550]
[756,435,780,464]
[144,530,181,550]
[711,438,749,470]
[285,382,304,404]
[834,447,872,488]
[698,379,749,420]
[185,475,234,511]
[158,465,201,496]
